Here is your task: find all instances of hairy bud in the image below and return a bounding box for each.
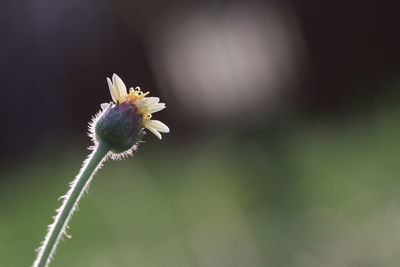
[95,102,144,153]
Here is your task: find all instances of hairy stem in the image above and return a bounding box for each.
[33,142,110,267]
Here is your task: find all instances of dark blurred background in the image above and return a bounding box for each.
[1,0,400,266]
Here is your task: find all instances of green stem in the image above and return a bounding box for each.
[33,142,110,267]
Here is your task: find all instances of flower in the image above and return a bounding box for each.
[106,74,169,140]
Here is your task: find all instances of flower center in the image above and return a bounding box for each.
[126,86,149,103]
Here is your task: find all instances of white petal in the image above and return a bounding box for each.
[142,97,160,105]
[107,78,117,103]
[145,103,166,114]
[136,97,160,108]
[145,126,162,139]
[112,74,127,100]
[145,120,170,133]
[136,103,165,113]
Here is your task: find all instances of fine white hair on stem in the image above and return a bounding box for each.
[34,94,155,266]
[33,130,110,267]
[33,103,144,267]
[33,72,169,266]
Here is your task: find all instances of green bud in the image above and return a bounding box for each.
[95,102,144,153]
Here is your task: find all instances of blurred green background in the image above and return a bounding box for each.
[2,94,400,266]
[2,0,400,266]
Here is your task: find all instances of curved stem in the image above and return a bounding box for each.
[33,142,110,267]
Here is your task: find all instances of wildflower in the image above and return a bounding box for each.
[33,74,170,267]
[95,74,169,154]
[106,74,169,140]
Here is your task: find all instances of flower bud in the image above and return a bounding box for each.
[95,102,144,153]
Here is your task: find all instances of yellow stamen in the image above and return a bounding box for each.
[126,87,150,103]
[143,113,152,120]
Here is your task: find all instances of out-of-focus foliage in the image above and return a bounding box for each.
[1,98,400,267]
[1,0,400,266]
